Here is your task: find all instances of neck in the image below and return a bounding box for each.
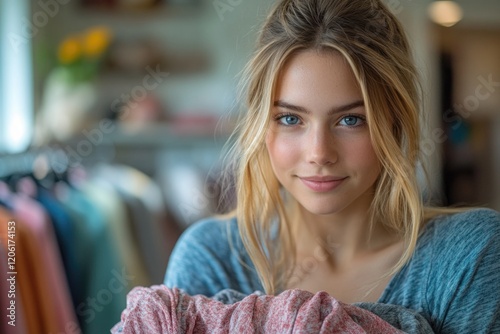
[291,193,400,270]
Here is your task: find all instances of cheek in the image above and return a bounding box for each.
[349,137,381,176]
[265,132,300,172]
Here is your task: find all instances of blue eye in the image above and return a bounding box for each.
[339,115,365,127]
[278,114,300,126]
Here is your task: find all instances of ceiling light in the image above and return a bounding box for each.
[428,1,463,27]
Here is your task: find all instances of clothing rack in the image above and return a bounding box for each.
[0,138,116,179]
[0,149,182,333]
[0,147,69,179]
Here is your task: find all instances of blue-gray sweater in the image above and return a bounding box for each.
[165,208,500,333]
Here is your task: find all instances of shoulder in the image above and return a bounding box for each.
[417,208,500,273]
[385,209,500,332]
[431,207,500,227]
[174,216,243,253]
[423,208,500,332]
[167,216,239,265]
[164,215,261,296]
[384,208,500,300]
[180,215,237,239]
[421,208,500,251]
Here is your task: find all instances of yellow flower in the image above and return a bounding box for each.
[58,37,81,64]
[83,26,112,58]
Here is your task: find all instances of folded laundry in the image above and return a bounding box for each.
[111,286,433,333]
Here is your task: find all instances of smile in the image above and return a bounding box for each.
[299,176,348,192]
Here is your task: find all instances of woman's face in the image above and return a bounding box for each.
[265,50,381,216]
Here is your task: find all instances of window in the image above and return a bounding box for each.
[0,0,33,154]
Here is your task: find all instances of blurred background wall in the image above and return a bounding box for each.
[1,0,499,214]
[385,0,500,211]
[0,0,499,333]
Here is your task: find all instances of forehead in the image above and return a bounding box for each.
[274,50,362,109]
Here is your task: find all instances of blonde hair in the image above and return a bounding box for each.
[223,0,445,295]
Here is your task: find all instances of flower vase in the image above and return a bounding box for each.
[36,67,97,144]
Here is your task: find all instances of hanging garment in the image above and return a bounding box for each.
[55,181,127,334]
[36,187,81,307]
[0,187,79,334]
[0,204,41,334]
[90,164,172,284]
[0,208,28,334]
[81,179,150,287]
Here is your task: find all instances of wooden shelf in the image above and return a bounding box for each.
[105,123,232,148]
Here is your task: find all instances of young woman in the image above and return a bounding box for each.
[115,0,500,332]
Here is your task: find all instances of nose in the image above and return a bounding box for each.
[306,125,337,166]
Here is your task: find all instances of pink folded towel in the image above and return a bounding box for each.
[111,286,404,333]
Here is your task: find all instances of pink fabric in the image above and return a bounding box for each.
[112,286,404,333]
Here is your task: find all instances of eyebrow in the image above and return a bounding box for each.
[273,99,365,115]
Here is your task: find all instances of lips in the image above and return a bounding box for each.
[299,176,347,192]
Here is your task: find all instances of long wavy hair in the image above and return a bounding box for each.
[223,0,443,295]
